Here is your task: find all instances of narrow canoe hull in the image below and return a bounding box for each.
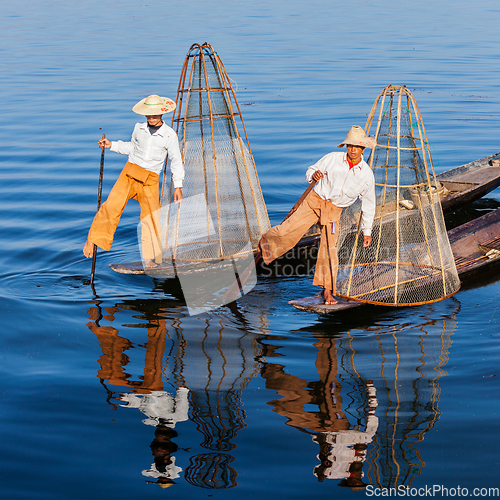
[290,208,500,314]
[438,152,500,211]
[110,152,500,278]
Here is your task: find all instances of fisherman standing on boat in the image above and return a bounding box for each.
[259,126,376,305]
[83,95,184,268]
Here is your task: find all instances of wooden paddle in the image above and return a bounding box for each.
[224,179,318,303]
[90,134,106,286]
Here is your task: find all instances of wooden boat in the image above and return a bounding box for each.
[290,208,500,314]
[110,151,500,277]
[437,152,500,211]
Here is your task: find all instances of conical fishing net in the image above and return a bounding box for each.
[159,43,270,272]
[336,85,460,306]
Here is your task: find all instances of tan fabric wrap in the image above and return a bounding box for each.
[125,162,153,183]
[87,162,161,262]
[260,190,342,291]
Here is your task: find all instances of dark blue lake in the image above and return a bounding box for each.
[2,1,500,499]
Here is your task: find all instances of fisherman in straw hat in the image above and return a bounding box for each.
[259,125,376,305]
[83,95,184,268]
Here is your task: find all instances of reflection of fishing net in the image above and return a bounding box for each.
[338,312,456,488]
[337,85,460,306]
[181,325,257,489]
[183,327,253,451]
[160,42,270,267]
[368,328,452,488]
[184,453,237,489]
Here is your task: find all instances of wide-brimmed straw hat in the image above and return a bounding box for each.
[132,95,176,115]
[338,125,376,149]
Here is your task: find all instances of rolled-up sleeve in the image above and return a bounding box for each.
[305,154,329,183]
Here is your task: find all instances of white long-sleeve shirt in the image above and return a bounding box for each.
[306,152,376,236]
[142,457,182,480]
[119,387,190,427]
[110,122,185,188]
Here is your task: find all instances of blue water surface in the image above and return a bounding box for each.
[2,1,500,499]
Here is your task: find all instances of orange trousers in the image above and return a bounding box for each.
[260,190,342,293]
[88,162,162,262]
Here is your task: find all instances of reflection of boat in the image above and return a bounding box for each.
[85,289,457,491]
[290,208,500,314]
[259,307,457,489]
[87,299,261,490]
[110,152,500,277]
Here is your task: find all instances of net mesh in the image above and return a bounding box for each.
[336,85,460,306]
[160,43,270,267]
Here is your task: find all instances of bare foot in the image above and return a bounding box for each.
[144,259,157,269]
[324,289,338,305]
[83,240,94,258]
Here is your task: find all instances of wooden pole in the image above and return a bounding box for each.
[90,134,105,286]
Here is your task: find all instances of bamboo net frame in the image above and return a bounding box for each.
[336,85,460,306]
[159,43,270,268]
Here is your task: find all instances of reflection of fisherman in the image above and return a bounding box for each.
[119,386,189,427]
[313,380,378,489]
[259,335,379,489]
[119,387,189,486]
[86,303,190,487]
[143,426,182,487]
